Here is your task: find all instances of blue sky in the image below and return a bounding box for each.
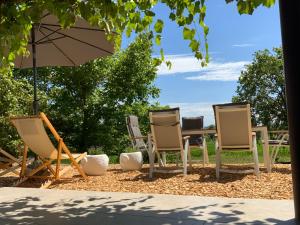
[123,1,282,126]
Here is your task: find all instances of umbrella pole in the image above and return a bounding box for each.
[31,25,39,115]
[279,0,300,221]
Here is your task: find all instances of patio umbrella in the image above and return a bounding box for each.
[14,12,114,114]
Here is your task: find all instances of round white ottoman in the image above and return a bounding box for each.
[80,154,109,175]
[120,152,143,171]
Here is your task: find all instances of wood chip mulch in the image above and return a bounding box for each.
[50,164,292,200]
[0,164,292,199]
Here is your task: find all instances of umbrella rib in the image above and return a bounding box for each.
[37,36,66,45]
[35,27,62,44]
[39,29,77,66]
[41,23,106,32]
[41,26,113,54]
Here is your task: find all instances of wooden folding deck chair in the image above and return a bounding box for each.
[10,112,87,187]
[0,148,25,177]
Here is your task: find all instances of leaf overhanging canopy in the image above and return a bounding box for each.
[0,0,275,73]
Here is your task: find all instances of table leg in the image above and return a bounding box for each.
[262,127,271,173]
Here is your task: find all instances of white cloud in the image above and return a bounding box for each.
[157,54,203,75]
[185,61,249,81]
[232,43,254,47]
[157,54,249,81]
[168,102,223,126]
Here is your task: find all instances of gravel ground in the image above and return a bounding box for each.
[0,164,292,199]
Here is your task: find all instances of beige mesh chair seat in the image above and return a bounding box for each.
[10,112,87,186]
[126,115,148,152]
[213,103,259,179]
[148,108,190,178]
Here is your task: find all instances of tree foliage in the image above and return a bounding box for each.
[232,47,287,129]
[1,34,163,155]
[0,73,48,155]
[0,0,276,73]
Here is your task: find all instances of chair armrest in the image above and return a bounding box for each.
[183,136,190,140]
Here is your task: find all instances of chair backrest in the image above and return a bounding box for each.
[11,116,58,159]
[149,108,183,151]
[213,103,252,150]
[182,116,204,146]
[126,115,147,150]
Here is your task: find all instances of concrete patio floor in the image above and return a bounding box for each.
[0,187,295,225]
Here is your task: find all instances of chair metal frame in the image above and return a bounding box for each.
[214,103,259,179]
[148,108,190,178]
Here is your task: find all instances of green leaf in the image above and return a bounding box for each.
[154,19,164,33]
[166,60,172,69]
[183,27,195,40]
[160,48,165,61]
[153,58,162,67]
[200,21,209,36]
[189,40,199,51]
[145,10,155,17]
[263,0,276,7]
[155,35,161,45]
[169,12,176,21]
[125,2,136,11]
[195,51,203,60]
[126,27,132,37]
[237,1,254,14]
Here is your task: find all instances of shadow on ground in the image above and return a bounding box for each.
[0,192,295,225]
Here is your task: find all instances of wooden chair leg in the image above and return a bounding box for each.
[27,161,52,177]
[61,143,87,180]
[55,138,62,179]
[20,145,28,177]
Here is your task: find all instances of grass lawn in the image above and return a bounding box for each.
[108,138,291,165]
[192,139,291,164]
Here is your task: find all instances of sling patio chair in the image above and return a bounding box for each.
[10,112,87,187]
[213,103,259,179]
[268,130,289,166]
[126,115,148,152]
[182,116,209,167]
[148,108,190,178]
[0,148,32,177]
[126,115,163,165]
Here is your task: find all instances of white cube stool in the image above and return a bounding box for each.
[80,154,109,175]
[120,152,143,171]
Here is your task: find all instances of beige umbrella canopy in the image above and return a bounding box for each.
[14,12,114,114]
